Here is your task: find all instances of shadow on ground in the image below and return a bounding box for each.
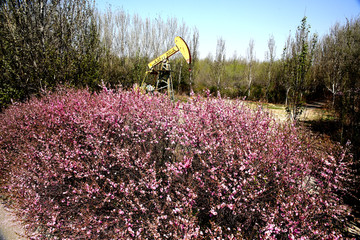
[302,118,360,238]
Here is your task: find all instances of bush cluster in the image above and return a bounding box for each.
[0,88,354,239]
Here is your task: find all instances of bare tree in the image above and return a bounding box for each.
[175,20,190,93]
[101,7,115,53]
[247,39,255,97]
[189,27,199,93]
[128,14,142,58]
[215,37,226,93]
[320,23,346,107]
[265,35,276,101]
[114,8,129,58]
[282,33,293,106]
[142,17,152,57]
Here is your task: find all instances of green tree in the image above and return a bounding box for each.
[0,0,101,110]
[282,16,318,121]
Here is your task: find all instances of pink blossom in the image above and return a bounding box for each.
[0,87,353,239]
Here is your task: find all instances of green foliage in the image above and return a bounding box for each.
[282,16,318,121]
[0,0,101,110]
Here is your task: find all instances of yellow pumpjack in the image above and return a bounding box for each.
[142,36,191,100]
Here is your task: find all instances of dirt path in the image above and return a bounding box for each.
[243,100,334,123]
[0,203,27,240]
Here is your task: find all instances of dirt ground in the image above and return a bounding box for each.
[0,203,26,240]
[244,100,334,122]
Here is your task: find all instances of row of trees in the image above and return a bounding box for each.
[198,17,358,123]
[192,16,359,156]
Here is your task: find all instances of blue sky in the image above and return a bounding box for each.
[95,0,360,61]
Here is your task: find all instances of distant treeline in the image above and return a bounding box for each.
[1,1,359,148]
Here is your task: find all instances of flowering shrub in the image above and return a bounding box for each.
[0,88,354,239]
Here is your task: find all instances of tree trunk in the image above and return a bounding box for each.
[285,87,291,106]
[178,61,183,93]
